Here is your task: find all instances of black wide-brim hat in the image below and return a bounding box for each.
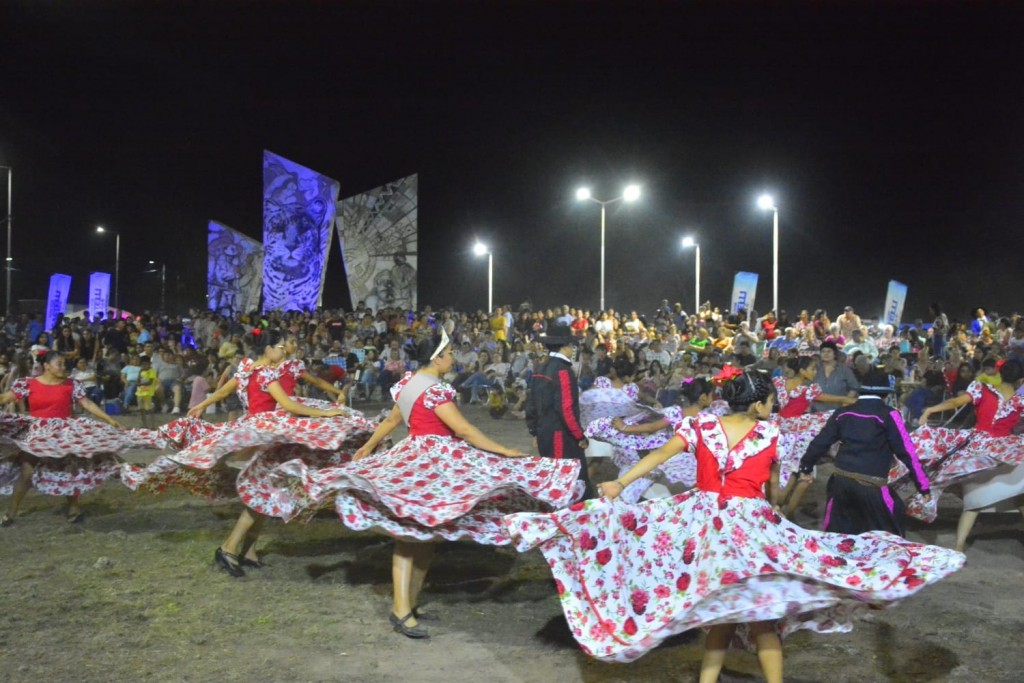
[539,321,579,347]
[858,368,895,395]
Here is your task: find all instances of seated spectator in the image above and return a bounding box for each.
[71,357,103,405]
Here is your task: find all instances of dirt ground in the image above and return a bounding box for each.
[0,401,1021,683]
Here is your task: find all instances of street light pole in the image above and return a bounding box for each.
[115,232,121,318]
[682,236,700,315]
[473,242,493,313]
[97,226,120,319]
[576,185,641,312]
[758,195,779,316]
[1,165,11,317]
[150,260,167,312]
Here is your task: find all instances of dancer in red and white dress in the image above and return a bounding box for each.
[892,359,1024,536]
[579,358,645,429]
[123,337,375,576]
[278,334,347,408]
[0,351,155,525]
[505,370,964,681]
[586,377,730,503]
[772,357,855,515]
[271,332,580,639]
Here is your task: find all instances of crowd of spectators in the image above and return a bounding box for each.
[0,301,1018,425]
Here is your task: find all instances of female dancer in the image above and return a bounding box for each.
[579,357,644,429]
[123,336,375,576]
[505,370,963,680]
[0,350,153,525]
[272,332,581,638]
[772,356,855,514]
[894,359,1024,537]
[278,334,347,405]
[586,377,728,503]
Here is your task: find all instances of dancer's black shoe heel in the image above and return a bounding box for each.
[214,547,245,578]
[239,554,264,569]
[389,612,429,639]
[413,606,438,621]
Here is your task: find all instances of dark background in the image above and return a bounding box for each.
[2,1,1021,323]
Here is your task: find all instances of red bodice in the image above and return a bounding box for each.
[16,378,80,418]
[972,385,1024,437]
[276,359,304,397]
[398,380,456,438]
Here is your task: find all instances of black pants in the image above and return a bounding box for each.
[823,475,906,537]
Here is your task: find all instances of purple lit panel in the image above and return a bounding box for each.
[208,221,264,316]
[262,151,339,312]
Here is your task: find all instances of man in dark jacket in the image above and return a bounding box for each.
[526,321,593,498]
[798,368,930,536]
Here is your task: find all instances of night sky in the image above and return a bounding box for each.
[3,1,1022,325]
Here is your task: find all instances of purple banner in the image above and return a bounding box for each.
[88,272,111,322]
[45,273,72,332]
[262,150,338,312]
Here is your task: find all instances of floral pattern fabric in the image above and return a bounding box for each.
[770,377,833,486]
[271,437,582,543]
[121,410,376,517]
[0,416,162,496]
[504,415,965,662]
[580,381,646,430]
[266,373,583,543]
[891,382,1024,522]
[586,402,731,504]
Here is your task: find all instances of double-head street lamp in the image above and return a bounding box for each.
[576,184,641,311]
[96,226,120,318]
[148,260,167,312]
[0,164,11,317]
[681,235,700,316]
[757,194,779,316]
[472,241,493,313]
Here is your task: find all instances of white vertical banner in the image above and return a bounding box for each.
[88,272,111,322]
[882,280,908,328]
[45,273,73,331]
[730,272,758,315]
[336,174,419,311]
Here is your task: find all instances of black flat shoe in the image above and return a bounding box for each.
[214,547,245,578]
[389,612,429,639]
[413,606,439,621]
[239,555,264,569]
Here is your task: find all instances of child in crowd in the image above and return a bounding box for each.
[487,385,507,419]
[136,356,158,415]
[187,364,212,413]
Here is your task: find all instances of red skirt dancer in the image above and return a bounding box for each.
[891,381,1024,521]
[586,401,731,503]
[771,377,833,487]
[122,359,376,519]
[505,414,964,662]
[0,378,159,497]
[271,372,582,543]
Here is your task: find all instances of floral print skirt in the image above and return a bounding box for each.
[269,434,583,544]
[0,417,161,496]
[121,411,375,516]
[504,489,964,662]
[890,426,1024,522]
